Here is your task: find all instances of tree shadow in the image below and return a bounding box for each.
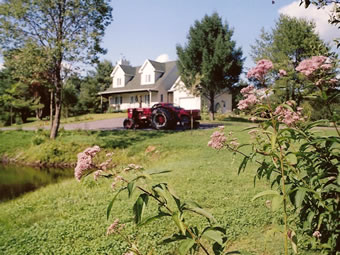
[96,129,169,149]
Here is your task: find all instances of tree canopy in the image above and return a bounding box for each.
[0,0,113,138]
[176,12,244,120]
[250,15,334,105]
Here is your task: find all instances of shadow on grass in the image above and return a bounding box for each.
[96,129,171,149]
[219,116,263,123]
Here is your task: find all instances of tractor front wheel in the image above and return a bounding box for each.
[123,118,134,129]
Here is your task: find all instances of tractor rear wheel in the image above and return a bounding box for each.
[151,108,174,130]
[123,118,134,129]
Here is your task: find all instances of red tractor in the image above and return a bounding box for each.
[123,103,201,130]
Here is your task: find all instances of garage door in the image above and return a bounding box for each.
[179,97,199,110]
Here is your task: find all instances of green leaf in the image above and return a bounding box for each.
[294,189,306,208]
[251,190,280,202]
[172,211,186,235]
[133,193,149,224]
[106,188,125,220]
[184,206,216,223]
[138,211,171,226]
[127,181,136,198]
[271,195,283,211]
[271,133,277,150]
[178,238,195,255]
[159,233,187,244]
[289,230,298,254]
[201,228,224,245]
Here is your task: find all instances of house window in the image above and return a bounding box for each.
[115,97,119,104]
[160,94,163,102]
[117,78,121,86]
[120,96,123,104]
[130,96,134,103]
[145,95,150,104]
[135,96,138,103]
[145,74,151,83]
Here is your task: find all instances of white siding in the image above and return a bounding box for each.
[140,61,156,85]
[172,80,201,110]
[112,67,126,88]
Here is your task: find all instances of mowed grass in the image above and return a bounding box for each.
[0,123,336,254]
[1,112,126,128]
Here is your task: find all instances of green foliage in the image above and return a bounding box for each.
[0,0,113,138]
[77,60,113,114]
[251,15,333,105]
[177,12,244,120]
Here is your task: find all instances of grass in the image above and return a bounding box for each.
[1,112,126,129]
[0,123,336,254]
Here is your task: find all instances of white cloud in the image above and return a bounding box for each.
[155,53,170,63]
[279,1,339,45]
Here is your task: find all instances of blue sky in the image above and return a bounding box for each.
[100,0,339,73]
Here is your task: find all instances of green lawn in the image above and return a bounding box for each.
[0,123,335,254]
[1,112,126,129]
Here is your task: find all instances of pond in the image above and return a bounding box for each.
[0,164,73,202]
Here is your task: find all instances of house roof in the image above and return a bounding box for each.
[99,60,178,95]
[120,65,136,75]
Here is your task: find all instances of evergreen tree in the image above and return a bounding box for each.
[78,60,113,113]
[176,12,244,120]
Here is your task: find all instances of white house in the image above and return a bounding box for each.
[98,59,232,113]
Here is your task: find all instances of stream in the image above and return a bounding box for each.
[0,163,73,202]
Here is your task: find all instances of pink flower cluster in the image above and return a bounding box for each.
[208,126,226,149]
[106,219,125,235]
[74,145,101,181]
[312,230,322,239]
[247,59,273,82]
[296,56,332,77]
[274,102,304,126]
[238,85,269,111]
[279,69,287,76]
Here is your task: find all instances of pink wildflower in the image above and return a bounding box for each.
[230,140,240,148]
[74,145,101,181]
[296,56,331,77]
[248,129,258,138]
[249,117,257,122]
[312,231,322,239]
[274,104,304,127]
[107,219,120,235]
[247,59,273,82]
[93,170,103,181]
[279,69,287,76]
[106,152,114,157]
[99,158,112,171]
[208,130,227,149]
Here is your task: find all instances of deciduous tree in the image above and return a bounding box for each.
[0,0,112,138]
[251,15,333,105]
[176,12,244,120]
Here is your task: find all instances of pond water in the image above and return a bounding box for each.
[0,164,73,202]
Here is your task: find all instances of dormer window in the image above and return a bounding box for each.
[117,78,122,86]
[145,74,151,83]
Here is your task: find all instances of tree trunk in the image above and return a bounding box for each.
[209,92,215,121]
[50,63,62,139]
[50,85,62,139]
[50,89,54,129]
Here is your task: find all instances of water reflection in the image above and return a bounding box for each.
[0,164,73,201]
